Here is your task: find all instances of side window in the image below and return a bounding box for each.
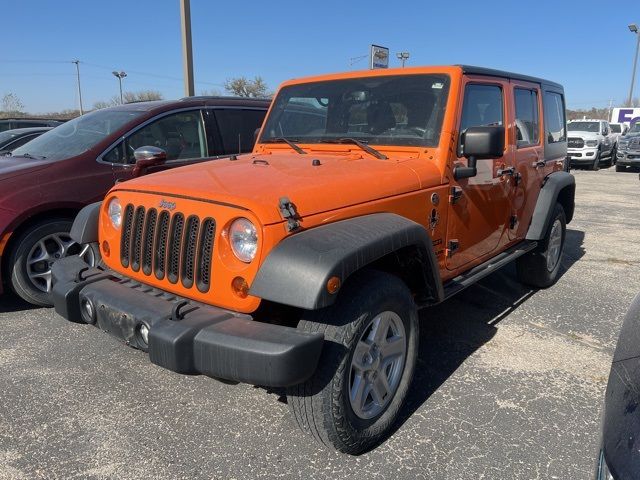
[214,109,267,155]
[514,88,539,147]
[102,141,127,164]
[543,92,566,144]
[459,84,503,154]
[126,110,206,163]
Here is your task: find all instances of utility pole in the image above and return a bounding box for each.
[180,0,195,97]
[627,23,640,106]
[112,71,127,104]
[72,60,84,115]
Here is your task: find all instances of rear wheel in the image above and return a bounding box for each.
[287,271,419,454]
[516,203,566,288]
[8,219,97,306]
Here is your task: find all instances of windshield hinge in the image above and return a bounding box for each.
[279,197,301,232]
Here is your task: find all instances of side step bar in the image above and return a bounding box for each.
[442,240,538,299]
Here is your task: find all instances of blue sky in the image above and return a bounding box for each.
[2,0,639,113]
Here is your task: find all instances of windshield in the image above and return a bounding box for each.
[567,121,600,132]
[11,109,143,160]
[260,74,451,148]
[610,124,621,133]
[629,123,640,133]
[0,130,22,144]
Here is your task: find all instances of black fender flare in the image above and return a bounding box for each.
[249,213,443,310]
[525,171,575,241]
[70,202,102,244]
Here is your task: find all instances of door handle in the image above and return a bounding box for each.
[531,159,546,168]
[497,166,515,177]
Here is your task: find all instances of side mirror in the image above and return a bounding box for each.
[132,146,167,178]
[455,126,505,180]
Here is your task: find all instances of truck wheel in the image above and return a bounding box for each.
[611,146,617,165]
[616,164,626,172]
[590,150,600,171]
[516,203,566,288]
[287,270,419,454]
[7,218,97,306]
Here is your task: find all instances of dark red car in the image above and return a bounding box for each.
[0,97,269,306]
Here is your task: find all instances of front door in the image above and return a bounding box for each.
[446,78,513,271]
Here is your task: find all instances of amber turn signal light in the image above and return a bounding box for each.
[232,276,250,298]
[327,276,341,294]
[102,240,110,257]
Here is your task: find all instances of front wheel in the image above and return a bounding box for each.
[7,218,97,306]
[287,271,419,454]
[590,150,600,171]
[616,164,626,172]
[516,203,566,288]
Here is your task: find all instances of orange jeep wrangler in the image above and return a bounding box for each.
[52,65,574,454]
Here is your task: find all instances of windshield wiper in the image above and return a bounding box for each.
[322,138,387,160]
[17,152,46,159]
[262,137,307,154]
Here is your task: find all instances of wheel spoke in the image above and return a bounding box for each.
[27,240,51,265]
[368,314,390,345]
[352,340,371,371]
[380,336,404,360]
[371,372,391,406]
[350,373,370,415]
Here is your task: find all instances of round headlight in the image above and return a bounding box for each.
[108,197,122,229]
[229,218,258,263]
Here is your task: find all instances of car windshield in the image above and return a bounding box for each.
[629,123,640,133]
[260,74,451,148]
[567,121,600,132]
[11,109,143,160]
[0,130,22,144]
[610,124,621,133]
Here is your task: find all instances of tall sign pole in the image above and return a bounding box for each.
[72,60,84,115]
[180,0,195,97]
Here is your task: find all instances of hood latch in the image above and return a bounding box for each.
[279,197,301,232]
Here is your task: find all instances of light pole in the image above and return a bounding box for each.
[72,60,84,115]
[396,52,410,68]
[627,23,640,106]
[180,0,195,97]
[112,71,127,104]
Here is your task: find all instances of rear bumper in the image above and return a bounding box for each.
[51,256,324,387]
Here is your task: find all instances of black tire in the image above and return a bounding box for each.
[7,218,96,306]
[516,203,566,288]
[616,164,626,172]
[611,146,617,165]
[590,150,600,171]
[287,270,419,455]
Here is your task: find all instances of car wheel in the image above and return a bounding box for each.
[287,270,419,455]
[8,218,97,306]
[616,164,626,172]
[611,146,617,165]
[516,203,566,288]
[590,150,600,171]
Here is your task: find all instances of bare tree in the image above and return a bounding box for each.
[224,76,271,98]
[1,93,25,113]
[93,90,164,110]
[200,88,223,97]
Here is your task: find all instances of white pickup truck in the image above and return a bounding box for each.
[566,119,615,170]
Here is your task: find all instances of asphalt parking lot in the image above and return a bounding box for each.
[1,166,639,480]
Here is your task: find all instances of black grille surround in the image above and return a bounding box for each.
[120,204,215,293]
[567,137,584,149]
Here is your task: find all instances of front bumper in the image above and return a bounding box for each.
[616,150,640,167]
[567,147,598,164]
[51,256,324,387]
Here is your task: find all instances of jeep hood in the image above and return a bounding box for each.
[114,153,438,225]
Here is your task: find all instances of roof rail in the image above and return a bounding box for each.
[179,95,271,101]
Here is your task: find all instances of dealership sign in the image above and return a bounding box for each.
[370,45,389,69]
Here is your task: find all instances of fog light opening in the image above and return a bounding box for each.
[231,276,250,299]
[137,323,149,346]
[102,240,110,257]
[80,297,96,324]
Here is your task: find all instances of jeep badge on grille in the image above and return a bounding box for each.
[159,199,176,211]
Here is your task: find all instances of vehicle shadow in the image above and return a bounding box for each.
[0,293,41,314]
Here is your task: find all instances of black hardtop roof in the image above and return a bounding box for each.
[458,65,563,90]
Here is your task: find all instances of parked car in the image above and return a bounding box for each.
[615,122,640,172]
[0,127,51,155]
[596,292,640,480]
[0,118,64,132]
[0,97,269,306]
[52,65,574,454]
[567,119,615,170]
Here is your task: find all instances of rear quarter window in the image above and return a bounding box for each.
[543,92,566,144]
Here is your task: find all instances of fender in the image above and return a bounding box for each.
[525,171,575,241]
[70,202,102,244]
[250,213,443,310]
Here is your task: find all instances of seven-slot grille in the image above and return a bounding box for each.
[567,137,584,148]
[120,204,216,292]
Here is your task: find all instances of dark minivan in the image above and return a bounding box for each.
[0,97,269,306]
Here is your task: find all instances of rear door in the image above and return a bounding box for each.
[508,81,544,240]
